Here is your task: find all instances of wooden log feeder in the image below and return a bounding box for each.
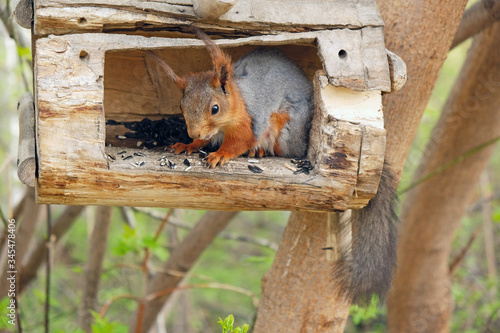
[32,0,406,211]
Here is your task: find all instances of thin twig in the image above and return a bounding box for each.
[132,207,278,250]
[145,282,260,308]
[99,294,141,317]
[45,205,51,333]
[154,209,174,241]
[400,136,500,194]
[136,208,174,332]
[449,224,482,275]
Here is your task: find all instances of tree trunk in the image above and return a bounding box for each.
[254,1,468,331]
[253,212,350,332]
[387,21,500,333]
[376,0,469,170]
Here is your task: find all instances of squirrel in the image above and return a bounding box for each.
[333,162,398,305]
[144,29,314,168]
[145,30,398,306]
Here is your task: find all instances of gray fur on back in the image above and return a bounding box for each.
[233,49,314,157]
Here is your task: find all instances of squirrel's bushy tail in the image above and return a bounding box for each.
[333,162,398,305]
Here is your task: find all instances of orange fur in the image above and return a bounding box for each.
[205,81,256,167]
[154,29,258,167]
[170,139,209,155]
[250,112,290,157]
[271,112,290,156]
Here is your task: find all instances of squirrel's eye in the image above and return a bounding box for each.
[211,104,219,115]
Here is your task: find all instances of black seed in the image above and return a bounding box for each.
[293,168,305,175]
[248,165,263,173]
[117,150,127,155]
[134,152,146,157]
[183,159,190,167]
[123,155,133,160]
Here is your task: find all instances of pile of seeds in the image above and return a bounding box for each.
[291,158,314,175]
[107,117,191,149]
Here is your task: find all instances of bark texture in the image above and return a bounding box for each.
[376,0,468,171]
[388,22,500,333]
[253,212,351,332]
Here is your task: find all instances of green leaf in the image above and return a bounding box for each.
[493,208,500,223]
[224,314,235,328]
[17,46,31,58]
[241,324,249,333]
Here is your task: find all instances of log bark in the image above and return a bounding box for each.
[130,211,238,332]
[79,206,113,332]
[254,0,468,331]
[387,21,500,333]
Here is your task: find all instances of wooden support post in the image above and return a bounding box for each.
[253,212,351,332]
[17,92,36,187]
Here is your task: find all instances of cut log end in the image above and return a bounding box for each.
[193,0,238,20]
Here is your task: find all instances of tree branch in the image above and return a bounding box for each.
[132,207,277,250]
[19,205,84,293]
[129,210,238,332]
[78,206,113,332]
[0,187,42,298]
[451,0,500,49]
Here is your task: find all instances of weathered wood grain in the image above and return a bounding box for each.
[105,45,321,121]
[34,0,384,37]
[35,34,386,211]
[308,72,386,204]
[316,28,392,92]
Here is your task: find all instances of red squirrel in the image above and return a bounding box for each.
[145,30,314,168]
[145,30,398,306]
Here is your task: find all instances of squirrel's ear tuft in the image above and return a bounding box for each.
[210,62,231,94]
[194,27,233,92]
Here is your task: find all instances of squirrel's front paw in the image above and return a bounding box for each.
[206,151,234,168]
[170,140,206,155]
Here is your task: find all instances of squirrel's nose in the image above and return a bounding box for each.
[187,128,201,139]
